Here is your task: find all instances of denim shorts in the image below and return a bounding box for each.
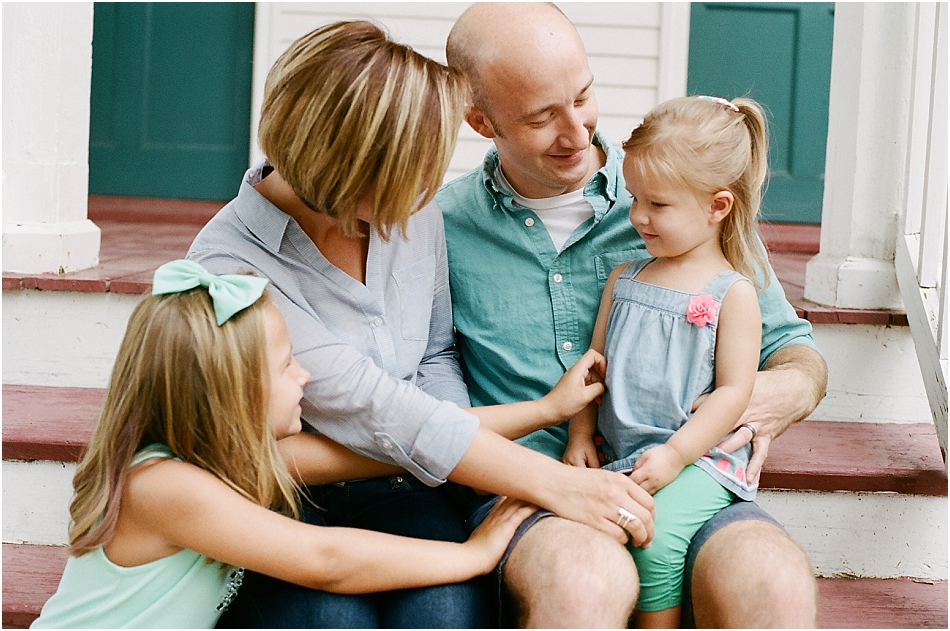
[462,489,554,627]
[464,489,782,628]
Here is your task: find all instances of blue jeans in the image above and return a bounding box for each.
[216,476,488,629]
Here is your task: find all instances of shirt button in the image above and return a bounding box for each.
[562,341,574,351]
[372,317,384,328]
[524,217,535,227]
[553,273,563,283]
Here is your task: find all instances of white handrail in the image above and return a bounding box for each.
[895,2,948,467]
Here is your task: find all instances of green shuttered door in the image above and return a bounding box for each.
[89,2,255,200]
[688,3,834,224]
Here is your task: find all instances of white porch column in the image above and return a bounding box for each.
[804,3,917,309]
[2,3,100,274]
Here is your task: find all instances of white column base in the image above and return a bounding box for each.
[2,220,101,274]
[804,253,903,310]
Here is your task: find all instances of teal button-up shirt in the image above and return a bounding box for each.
[436,132,818,460]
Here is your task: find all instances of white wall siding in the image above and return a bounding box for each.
[250,2,690,182]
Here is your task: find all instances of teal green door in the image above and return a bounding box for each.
[688,3,834,224]
[89,3,255,201]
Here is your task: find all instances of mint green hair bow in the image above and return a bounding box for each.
[152,260,269,326]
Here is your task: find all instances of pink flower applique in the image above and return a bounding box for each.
[686,294,719,327]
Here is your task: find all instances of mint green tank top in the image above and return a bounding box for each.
[31,445,244,628]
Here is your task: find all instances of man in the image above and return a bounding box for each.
[437,3,828,627]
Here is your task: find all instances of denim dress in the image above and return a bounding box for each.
[599,258,758,500]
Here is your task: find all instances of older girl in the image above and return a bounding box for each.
[32,261,537,628]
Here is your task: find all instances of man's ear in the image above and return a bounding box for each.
[709,191,734,223]
[464,105,497,139]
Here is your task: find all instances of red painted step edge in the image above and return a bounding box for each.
[3,385,947,496]
[3,543,946,629]
[817,576,949,629]
[2,544,68,629]
[761,420,947,496]
[2,385,104,462]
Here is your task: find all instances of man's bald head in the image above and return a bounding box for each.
[447,3,584,114]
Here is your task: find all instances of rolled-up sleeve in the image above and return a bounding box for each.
[757,251,821,367]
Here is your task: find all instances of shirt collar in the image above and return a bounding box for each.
[480,130,624,214]
[233,162,293,253]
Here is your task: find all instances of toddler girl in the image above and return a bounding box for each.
[564,96,769,628]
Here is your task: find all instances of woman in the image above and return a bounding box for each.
[188,20,631,628]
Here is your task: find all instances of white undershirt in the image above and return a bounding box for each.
[495,166,595,253]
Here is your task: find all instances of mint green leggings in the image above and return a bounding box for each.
[629,464,736,612]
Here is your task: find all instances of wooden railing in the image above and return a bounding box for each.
[894,2,948,466]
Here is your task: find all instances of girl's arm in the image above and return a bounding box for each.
[564,264,623,467]
[469,348,606,440]
[115,458,534,593]
[280,343,608,486]
[631,279,761,494]
[279,433,403,486]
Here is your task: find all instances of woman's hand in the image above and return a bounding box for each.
[464,496,536,573]
[541,349,607,421]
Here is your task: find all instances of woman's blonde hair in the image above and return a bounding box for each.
[68,289,299,556]
[622,96,771,290]
[259,20,469,239]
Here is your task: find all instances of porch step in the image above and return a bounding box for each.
[0,210,902,329]
[2,386,104,462]
[3,543,945,629]
[3,383,946,494]
[4,384,947,584]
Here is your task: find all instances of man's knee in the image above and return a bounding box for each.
[691,519,816,628]
[502,517,638,627]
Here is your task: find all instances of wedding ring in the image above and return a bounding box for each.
[741,423,757,440]
[616,507,637,529]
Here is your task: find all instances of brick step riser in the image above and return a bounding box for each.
[2,289,936,424]
[3,459,946,581]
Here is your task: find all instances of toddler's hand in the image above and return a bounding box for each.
[630,444,684,494]
[465,497,535,573]
[563,437,600,468]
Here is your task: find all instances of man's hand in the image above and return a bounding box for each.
[694,345,827,480]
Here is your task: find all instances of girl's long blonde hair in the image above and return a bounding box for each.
[622,96,771,290]
[68,289,299,556]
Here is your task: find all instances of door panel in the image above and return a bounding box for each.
[688,3,834,224]
[89,3,255,200]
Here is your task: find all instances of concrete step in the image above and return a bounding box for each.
[4,384,946,494]
[3,543,946,629]
[3,384,947,581]
[2,213,933,427]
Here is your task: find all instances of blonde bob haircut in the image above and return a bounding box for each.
[623,96,771,291]
[259,20,469,239]
[68,288,299,556]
